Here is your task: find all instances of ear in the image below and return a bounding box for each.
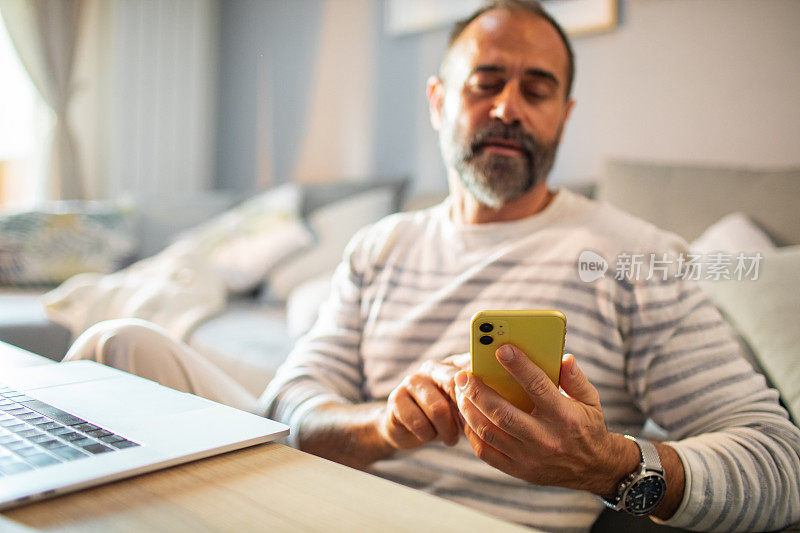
[557,98,576,143]
[563,98,576,124]
[427,76,445,131]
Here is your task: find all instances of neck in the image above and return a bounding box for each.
[447,172,555,225]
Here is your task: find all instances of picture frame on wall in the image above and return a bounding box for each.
[386,0,618,37]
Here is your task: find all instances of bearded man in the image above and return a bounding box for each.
[67,1,800,531]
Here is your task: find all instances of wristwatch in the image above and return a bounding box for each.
[601,435,667,516]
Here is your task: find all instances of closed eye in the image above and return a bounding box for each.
[525,90,546,99]
[468,72,506,95]
[523,77,557,100]
[475,82,504,93]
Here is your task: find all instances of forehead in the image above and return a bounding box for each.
[447,9,569,82]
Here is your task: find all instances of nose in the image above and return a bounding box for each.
[490,82,523,125]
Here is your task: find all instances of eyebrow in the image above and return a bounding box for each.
[471,64,560,86]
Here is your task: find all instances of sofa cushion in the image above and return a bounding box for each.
[0,289,71,361]
[188,300,295,397]
[173,184,313,294]
[135,192,243,258]
[599,160,800,245]
[267,183,404,300]
[701,246,800,423]
[299,178,408,218]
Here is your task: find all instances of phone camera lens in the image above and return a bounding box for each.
[479,335,493,345]
[479,323,493,333]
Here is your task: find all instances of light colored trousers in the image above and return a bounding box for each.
[63,319,262,414]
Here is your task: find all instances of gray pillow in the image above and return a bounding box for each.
[299,178,408,217]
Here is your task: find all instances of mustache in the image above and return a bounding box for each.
[467,122,537,160]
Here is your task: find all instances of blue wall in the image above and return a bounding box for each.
[216,0,323,190]
[215,0,449,194]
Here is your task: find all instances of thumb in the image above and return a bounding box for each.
[559,354,601,408]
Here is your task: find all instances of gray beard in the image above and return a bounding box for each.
[458,151,540,208]
[441,121,559,209]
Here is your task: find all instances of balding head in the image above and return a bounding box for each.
[441,0,574,99]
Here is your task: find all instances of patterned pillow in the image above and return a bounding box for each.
[170,184,314,294]
[0,203,138,286]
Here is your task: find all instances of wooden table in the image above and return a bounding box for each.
[0,343,530,532]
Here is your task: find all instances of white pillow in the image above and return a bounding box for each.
[42,249,227,341]
[690,212,775,255]
[702,245,800,423]
[268,187,396,299]
[172,184,314,294]
[285,273,333,338]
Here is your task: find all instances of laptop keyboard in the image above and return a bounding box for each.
[0,385,139,477]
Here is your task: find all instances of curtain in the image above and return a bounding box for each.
[0,0,85,200]
[292,0,375,183]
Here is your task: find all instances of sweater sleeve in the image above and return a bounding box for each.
[623,277,800,531]
[257,229,369,447]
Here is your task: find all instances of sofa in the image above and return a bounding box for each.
[1,161,799,532]
[0,178,409,381]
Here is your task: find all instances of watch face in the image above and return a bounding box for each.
[624,474,667,515]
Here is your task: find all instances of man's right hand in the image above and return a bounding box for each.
[376,354,469,450]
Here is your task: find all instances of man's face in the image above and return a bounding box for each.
[430,9,575,208]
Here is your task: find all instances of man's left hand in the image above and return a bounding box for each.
[454,344,639,496]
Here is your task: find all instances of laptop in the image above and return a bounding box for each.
[0,359,289,509]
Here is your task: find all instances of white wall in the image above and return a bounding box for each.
[395,0,800,190]
[555,0,800,185]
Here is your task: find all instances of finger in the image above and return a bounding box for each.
[443,352,470,370]
[407,377,461,445]
[420,360,460,402]
[454,370,537,442]
[496,344,561,412]
[392,388,436,442]
[455,375,521,455]
[558,354,601,408]
[384,412,424,448]
[463,423,515,473]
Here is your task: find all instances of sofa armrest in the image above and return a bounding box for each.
[0,289,71,361]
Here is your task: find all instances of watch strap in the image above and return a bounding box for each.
[625,435,663,472]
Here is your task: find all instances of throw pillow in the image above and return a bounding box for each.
[172,184,314,294]
[267,185,398,300]
[42,248,227,341]
[285,273,333,338]
[702,246,800,423]
[0,203,137,286]
[690,212,776,255]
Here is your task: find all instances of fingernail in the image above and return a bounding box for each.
[497,345,515,362]
[455,371,468,389]
[564,353,578,375]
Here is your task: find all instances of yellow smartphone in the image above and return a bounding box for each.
[470,310,566,412]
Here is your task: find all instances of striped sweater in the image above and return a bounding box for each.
[261,189,800,532]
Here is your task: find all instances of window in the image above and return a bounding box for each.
[0,12,52,208]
